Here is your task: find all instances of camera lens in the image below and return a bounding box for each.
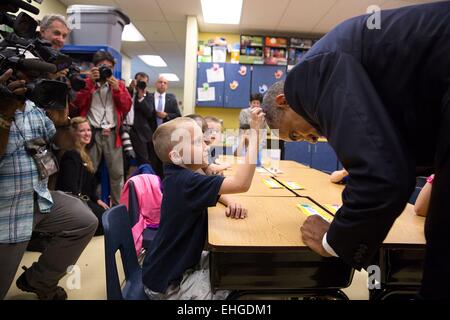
[137,80,147,90]
[99,65,113,80]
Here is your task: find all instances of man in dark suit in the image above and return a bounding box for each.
[149,75,182,177]
[262,2,450,299]
[127,72,158,169]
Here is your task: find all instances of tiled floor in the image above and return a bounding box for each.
[5,236,369,300]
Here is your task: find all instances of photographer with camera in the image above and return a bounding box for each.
[0,68,98,300]
[124,72,158,170]
[73,50,132,206]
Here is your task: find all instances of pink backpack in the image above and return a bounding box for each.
[120,174,162,255]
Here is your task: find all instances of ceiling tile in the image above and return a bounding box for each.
[134,20,176,42]
[156,0,202,22]
[277,0,338,33]
[121,42,156,57]
[168,21,187,45]
[115,0,164,21]
[150,42,183,57]
[240,0,291,31]
[312,0,388,33]
[61,0,118,8]
[381,0,443,10]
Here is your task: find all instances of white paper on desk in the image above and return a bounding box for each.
[206,67,225,83]
[197,87,215,101]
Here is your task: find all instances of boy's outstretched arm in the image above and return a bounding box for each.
[220,107,265,194]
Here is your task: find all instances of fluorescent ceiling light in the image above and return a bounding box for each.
[159,73,179,82]
[201,0,243,24]
[139,55,167,67]
[122,23,145,42]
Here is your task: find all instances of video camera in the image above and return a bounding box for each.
[0,0,76,109]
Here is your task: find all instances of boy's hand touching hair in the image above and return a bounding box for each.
[225,201,248,219]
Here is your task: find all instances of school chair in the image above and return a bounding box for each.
[102,204,148,300]
[408,176,428,204]
[127,179,159,250]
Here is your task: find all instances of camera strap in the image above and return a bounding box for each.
[96,83,111,128]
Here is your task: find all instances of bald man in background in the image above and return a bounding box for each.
[148,75,181,177]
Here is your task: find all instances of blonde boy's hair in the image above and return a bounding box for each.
[152,117,198,163]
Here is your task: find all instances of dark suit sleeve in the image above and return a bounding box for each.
[134,94,155,121]
[285,52,416,269]
[165,94,181,120]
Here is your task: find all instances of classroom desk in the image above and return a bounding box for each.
[208,183,426,299]
[221,160,297,198]
[268,166,345,204]
[371,204,426,300]
[208,197,354,297]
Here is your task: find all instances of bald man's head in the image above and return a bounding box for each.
[155,75,168,94]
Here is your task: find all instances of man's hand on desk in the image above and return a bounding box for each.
[301,215,333,257]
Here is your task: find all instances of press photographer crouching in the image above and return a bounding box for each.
[0,67,98,300]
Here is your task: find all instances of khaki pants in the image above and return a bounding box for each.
[89,130,124,206]
[145,251,229,300]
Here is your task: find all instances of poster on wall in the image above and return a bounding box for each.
[197,86,216,101]
[206,65,225,83]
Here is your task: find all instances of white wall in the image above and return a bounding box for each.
[182,16,198,116]
[121,53,132,85]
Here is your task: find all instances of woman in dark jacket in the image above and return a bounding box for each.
[57,117,109,235]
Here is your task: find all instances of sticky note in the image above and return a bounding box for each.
[323,204,341,214]
[263,179,283,189]
[280,181,304,190]
[297,203,333,222]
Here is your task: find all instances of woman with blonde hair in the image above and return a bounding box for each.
[56,117,109,235]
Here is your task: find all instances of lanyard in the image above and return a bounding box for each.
[97,84,111,127]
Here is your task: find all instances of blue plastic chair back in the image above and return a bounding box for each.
[102,205,147,300]
[131,164,156,177]
[408,176,428,204]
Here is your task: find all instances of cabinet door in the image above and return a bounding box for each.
[196,63,225,107]
[310,142,338,173]
[224,64,251,108]
[251,65,287,95]
[284,141,311,166]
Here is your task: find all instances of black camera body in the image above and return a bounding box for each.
[136,80,147,90]
[65,64,85,91]
[98,64,112,81]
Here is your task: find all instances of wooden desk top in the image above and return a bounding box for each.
[271,167,345,203]
[220,159,296,198]
[208,197,311,249]
[384,204,425,245]
[209,158,426,247]
[208,198,425,250]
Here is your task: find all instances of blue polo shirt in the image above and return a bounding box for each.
[142,164,225,293]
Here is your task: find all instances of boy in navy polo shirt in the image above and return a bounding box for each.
[143,108,265,299]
